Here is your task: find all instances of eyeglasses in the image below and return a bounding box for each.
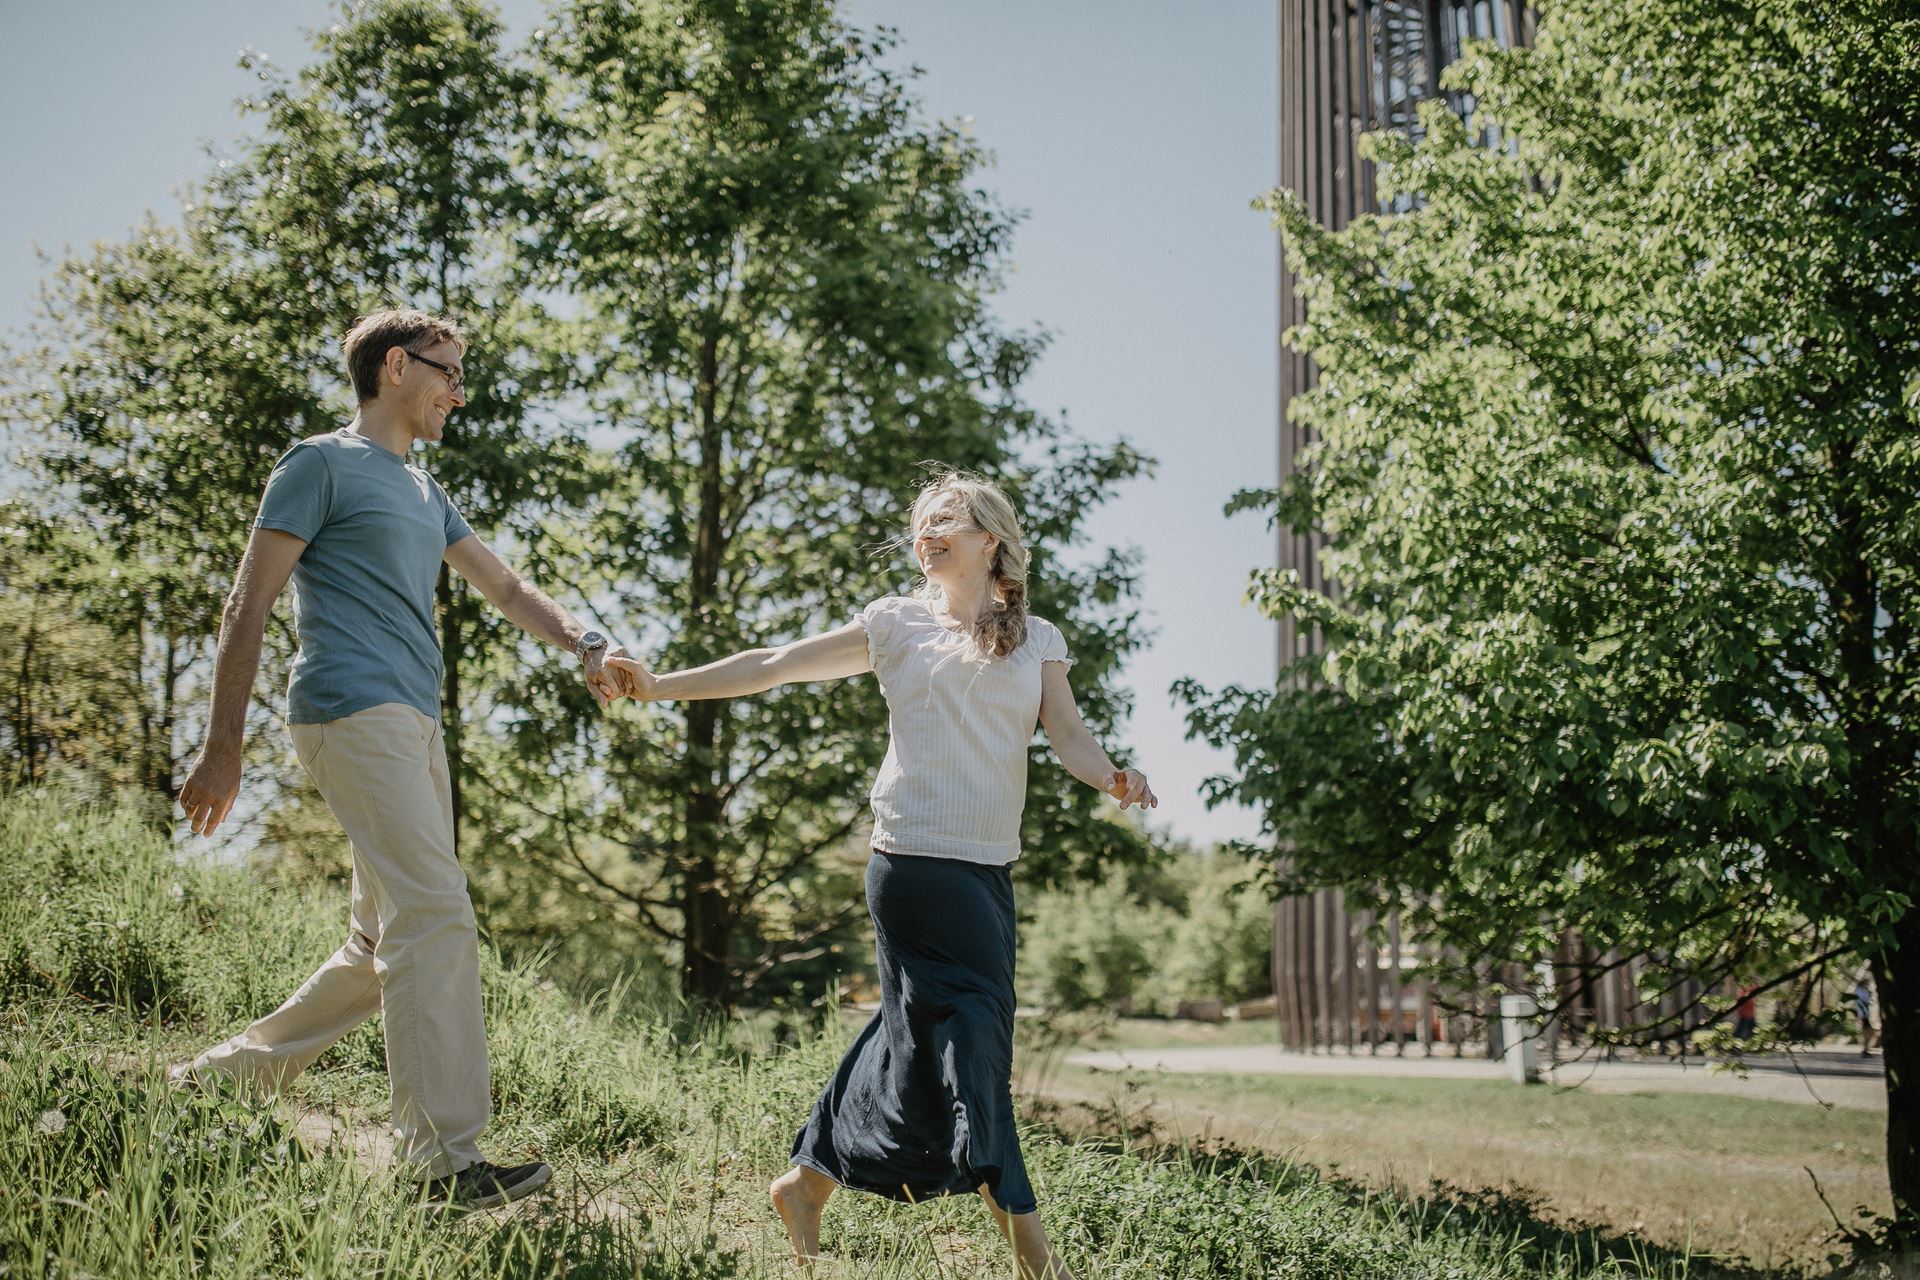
[406,349,464,395]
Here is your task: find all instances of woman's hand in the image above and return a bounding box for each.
[1102,768,1158,810]
[604,654,659,702]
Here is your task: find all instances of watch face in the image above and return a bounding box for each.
[578,630,608,653]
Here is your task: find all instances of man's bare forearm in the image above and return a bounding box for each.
[202,601,267,755]
[498,576,591,652]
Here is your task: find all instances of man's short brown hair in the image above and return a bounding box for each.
[341,309,467,403]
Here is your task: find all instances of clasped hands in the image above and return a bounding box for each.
[584,649,656,706]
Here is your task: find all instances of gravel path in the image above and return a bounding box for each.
[1066,1045,1888,1110]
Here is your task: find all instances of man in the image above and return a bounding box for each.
[1857,974,1878,1056]
[174,308,620,1209]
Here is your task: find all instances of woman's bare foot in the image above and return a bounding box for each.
[771,1165,837,1262]
[978,1187,1076,1279]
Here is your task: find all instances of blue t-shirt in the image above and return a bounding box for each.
[254,428,474,724]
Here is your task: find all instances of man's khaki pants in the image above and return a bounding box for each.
[189,702,489,1179]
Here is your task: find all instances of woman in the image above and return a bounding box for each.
[605,471,1154,1278]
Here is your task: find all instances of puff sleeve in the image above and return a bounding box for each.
[859,596,902,672]
[1035,617,1073,667]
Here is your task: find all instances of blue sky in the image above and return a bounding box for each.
[0,0,1280,847]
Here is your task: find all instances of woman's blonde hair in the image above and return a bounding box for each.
[908,470,1030,658]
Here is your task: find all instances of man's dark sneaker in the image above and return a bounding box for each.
[422,1160,553,1210]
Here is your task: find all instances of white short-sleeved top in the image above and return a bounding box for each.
[859,595,1074,865]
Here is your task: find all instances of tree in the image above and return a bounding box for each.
[480,0,1154,1006]
[205,0,592,840]
[0,504,151,798]
[6,222,327,806]
[7,0,592,833]
[1180,0,1920,1232]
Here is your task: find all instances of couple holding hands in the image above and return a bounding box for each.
[174,309,1153,1278]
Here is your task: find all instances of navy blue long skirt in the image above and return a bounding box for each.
[790,850,1038,1215]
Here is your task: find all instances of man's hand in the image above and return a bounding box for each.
[1102,768,1158,811]
[179,743,243,836]
[604,653,658,702]
[584,643,622,708]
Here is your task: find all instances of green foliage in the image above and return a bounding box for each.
[1152,857,1273,1009]
[1021,850,1272,1013]
[0,504,154,796]
[1185,0,1918,1020]
[472,0,1153,1004]
[1,787,330,1027]
[481,956,676,1160]
[1181,0,1920,1228]
[3,0,1152,1008]
[2,222,319,802]
[1,0,591,816]
[1023,878,1166,1011]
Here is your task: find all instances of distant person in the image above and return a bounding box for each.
[604,471,1156,1280]
[172,309,625,1209]
[1732,985,1757,1040]
[1856,974,1878,1056]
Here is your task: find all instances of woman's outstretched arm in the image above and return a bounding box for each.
[1037,661,1158,809]
[606,621,871,702]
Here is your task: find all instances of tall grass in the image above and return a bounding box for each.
[0,787,1787,1277]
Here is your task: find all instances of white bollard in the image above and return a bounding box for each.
[1500,994,1541,1084]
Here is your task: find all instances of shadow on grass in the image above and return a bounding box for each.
[471,1212,746,1280]
[1028,1091,1779,1280]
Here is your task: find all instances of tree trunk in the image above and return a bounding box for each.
[1876,914,1920,1239]
[14,606,40,786]
[682,698,731,1006]
[679,329,733,1007]
[156,625,179,803]
[437,564,462,855]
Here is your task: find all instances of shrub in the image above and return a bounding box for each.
[1020,878,1169,1011]
[1143,854,1273,1011]
[1020,850,1271,1014]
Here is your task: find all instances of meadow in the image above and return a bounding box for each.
[0,787,1902,1279]
[1038,1060,1886,1274]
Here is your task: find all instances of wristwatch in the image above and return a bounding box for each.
[574,629,609,661]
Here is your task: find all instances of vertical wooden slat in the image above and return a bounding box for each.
[1329,0,1350,235]
[1388,911,1406,1054]
[1361,907,1379,1052]
[1339,890,1356,1052]
[1345,0,1369,226]
[1417,976,1434,1056]
[1276,898,1295,1049]
[1290,899,1307,1050]
[1313,890,1328,1051]
[1270,897,1291,1048]
[1294,895,1314,1048]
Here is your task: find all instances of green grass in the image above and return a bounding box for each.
[1040,1063,1887,1274]
[1088,1015,1292,1051]
[0,785,1873,1278]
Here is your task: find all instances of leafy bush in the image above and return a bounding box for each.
[1020,878,1168,1010]
[1143,855,1273,1011]
[1020,850,1271,1013]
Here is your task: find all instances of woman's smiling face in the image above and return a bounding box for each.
[913,494,997,584]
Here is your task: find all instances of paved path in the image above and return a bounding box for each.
[1066,1044,1888,1110]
